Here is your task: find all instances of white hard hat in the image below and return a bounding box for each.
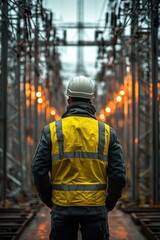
[66,76,95,99]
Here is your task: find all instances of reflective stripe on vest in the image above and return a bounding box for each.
[55,120,64,159]
[52,152,108,161]
[53,119,107,161]
[52,184,107,191]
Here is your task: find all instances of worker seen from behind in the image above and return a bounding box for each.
[32,76,126,240]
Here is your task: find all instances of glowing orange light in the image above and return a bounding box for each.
[135,138,138,143]
[116,95,122,102]
[50,109,56,116]
[100,113,105,120]
[120,90,125,96]
[31,85,35,91]
[27,136,34,145]
[105,107,111,113]
[26,99,30,107]
[26,89,31,97]
[38,98,43,103]
[36,91,42,98]
[31,91,36,100]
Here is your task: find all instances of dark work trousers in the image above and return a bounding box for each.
[49,206,109,240]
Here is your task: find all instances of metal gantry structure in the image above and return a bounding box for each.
[0,0,160,208]
[0,0,65,207]
[95,0,160,206]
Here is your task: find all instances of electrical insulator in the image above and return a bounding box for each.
[111,12,117,27]
[105,12,108,24]
[53,28,56,38]
[118,7,121,19]
[63,30,67,40]
[95,31,98,40]
[50,12,53,25]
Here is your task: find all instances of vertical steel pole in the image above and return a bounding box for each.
[17,0,23,192]
[151,0,160,205]
[1,0,8,206]
[22,0,27,189]
[34,6,39,146]
[76,0,85,75]
[131,0,138,204]
[131,52,138,203]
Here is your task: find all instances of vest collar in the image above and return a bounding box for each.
[62,101,96,119]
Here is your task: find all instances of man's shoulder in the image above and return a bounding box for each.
[42,124,51,137]
[110,127,117,136]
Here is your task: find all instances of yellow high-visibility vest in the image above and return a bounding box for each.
[49,116,110,206]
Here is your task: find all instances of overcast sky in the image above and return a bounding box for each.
[43,0,107,81]
[44,0,105,22]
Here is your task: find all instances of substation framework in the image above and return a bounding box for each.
[0,0,160,208]
[94,0,160,206]
[0,0,65,207]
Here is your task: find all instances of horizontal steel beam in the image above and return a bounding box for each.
[39,40,110,47]
[53,22,103,29]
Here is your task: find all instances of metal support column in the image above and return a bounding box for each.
[130,0,139,203]
[17,0,23,192]
[151,0,160,205]
[34,6,39,146]
[131,51,138,204]
[1,0,8,206]
[76,0,86,75]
